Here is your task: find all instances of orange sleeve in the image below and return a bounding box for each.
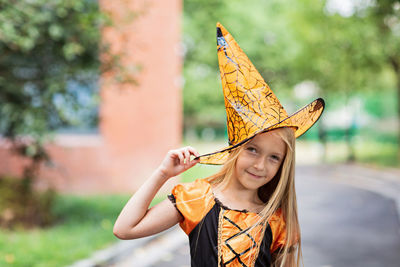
[269,208,299,253]
[269,208,287,253]
[169,179,215,235]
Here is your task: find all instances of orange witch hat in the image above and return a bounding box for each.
[195,23,325,165]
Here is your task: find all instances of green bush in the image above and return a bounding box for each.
[0,177,56,229]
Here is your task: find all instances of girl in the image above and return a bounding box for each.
[114,23,325,267]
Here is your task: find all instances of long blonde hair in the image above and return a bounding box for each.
[206,126,302,267]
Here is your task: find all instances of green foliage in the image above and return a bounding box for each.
[182,0,400,138]
[287,0,399,97]
[183,0,301,131]
[0,193,125,266]
[0,0,107,139]
[0,177,56,228]
[0,0,114,229]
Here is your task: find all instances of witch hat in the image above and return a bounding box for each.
[195,23,325,165]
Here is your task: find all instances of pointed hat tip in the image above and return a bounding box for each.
[216,22,229,38]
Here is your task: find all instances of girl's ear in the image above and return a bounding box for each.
[258,165,282,203]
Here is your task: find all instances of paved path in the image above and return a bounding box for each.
[297,164,400,267]
[108,163,400,267]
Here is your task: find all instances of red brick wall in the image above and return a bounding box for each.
[0,0,182,194]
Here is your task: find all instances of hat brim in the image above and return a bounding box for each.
[194,98,325,165]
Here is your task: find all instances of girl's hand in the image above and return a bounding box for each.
[157,146,200,179]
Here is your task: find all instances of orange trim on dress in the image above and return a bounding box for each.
[171,179,215,235]
[218,208,267,266]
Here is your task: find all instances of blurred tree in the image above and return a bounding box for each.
[0,0,106,141]
[183,0,399,161]
[371,0,400,156]
[286,0,400,159]
[0,0,121,227]
[183,0,303,138]
[182,0,227,134]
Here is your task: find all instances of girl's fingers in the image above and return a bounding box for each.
[168,146,200,168]
[183,148,191,165]
[179,151,185,165]
[171,150,184,165]
[187,146,200,158]
[189,157,199,167]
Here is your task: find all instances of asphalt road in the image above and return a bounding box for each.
[115,164,400,267]
[297,165,400,267]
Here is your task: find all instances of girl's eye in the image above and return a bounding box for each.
[271,155,280,161]
[246,147,257,153]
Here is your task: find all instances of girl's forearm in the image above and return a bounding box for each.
[113,167,168,234]
[113,147,199,239]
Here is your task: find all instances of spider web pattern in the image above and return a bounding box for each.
[218,209,265,267]
[290,98,325,138]
[217,24,289,146]
[196,24,325,165]
[199,150,231,165]
[197,98,325,165]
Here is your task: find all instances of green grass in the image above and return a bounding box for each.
[356,141,399,167]
[324,139,399,168]
[0,194,163,267]
[292,139,398,168]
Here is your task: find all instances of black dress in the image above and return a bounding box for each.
[168,179,289,267]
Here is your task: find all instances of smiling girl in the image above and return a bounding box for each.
[113,23,325,267]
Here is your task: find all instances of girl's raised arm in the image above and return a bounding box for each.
[113,146,200,240]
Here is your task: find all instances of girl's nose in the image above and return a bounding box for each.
[253,157,266,170]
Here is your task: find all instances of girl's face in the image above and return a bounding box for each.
[234,128,287,192]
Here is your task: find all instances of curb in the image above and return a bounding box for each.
[110,225,187,267]
[66,227,177,267]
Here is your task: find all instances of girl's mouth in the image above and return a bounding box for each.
[246,171,264,179]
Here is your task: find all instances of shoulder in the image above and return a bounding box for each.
[171,179,212,200]
[169,179,215,235]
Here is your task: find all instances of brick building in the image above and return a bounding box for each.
[0,0,182,193]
